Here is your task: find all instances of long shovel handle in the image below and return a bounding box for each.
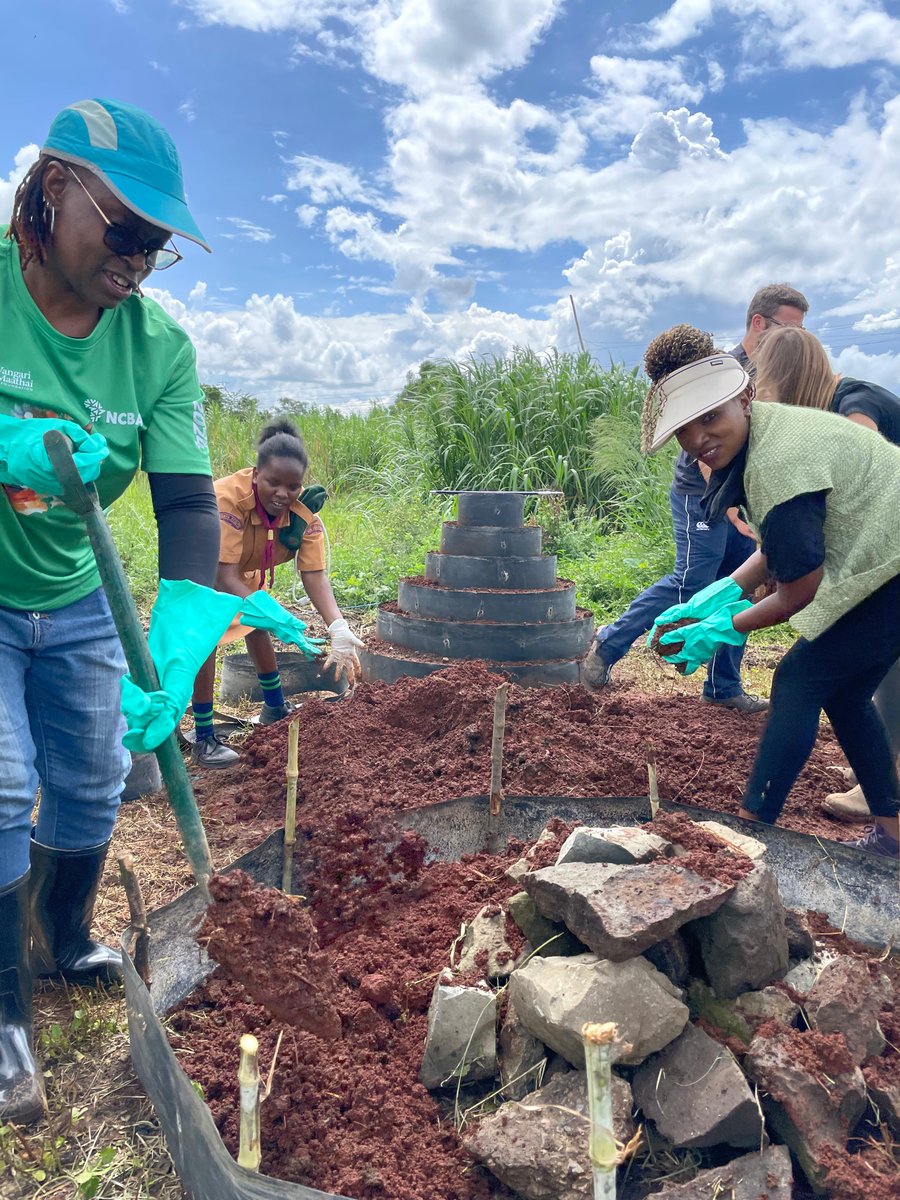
[43,430,213,899]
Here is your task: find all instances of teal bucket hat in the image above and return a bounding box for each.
[42,98,210,251]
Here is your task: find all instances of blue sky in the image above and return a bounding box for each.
[4,0,900,406]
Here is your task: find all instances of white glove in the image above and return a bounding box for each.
[324,617,365,685]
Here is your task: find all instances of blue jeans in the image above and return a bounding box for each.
[0,588,129,887]
[597,486,756,699]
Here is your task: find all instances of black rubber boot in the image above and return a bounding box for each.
[0,872,46,1124]
[30,840,123,986]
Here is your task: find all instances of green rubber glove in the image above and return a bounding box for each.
[656,601,753,675]
[647,577,746,648]
[0,414,108,494]
[238,590,325,659]
[121,580,243,752]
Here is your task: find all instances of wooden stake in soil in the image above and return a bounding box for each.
[237,1033,261,1172]
[116,852,151,988]
[488,682,509,848]
[282,719,300,893]
[582,1021,620,1200]
[646,741,659,820]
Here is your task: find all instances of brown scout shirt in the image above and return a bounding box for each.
[214,467,326,581]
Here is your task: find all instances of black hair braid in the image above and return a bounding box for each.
[6,157,55,269]
[256,416,309,471]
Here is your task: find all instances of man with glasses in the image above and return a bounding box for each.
[582,283,809,707]
[0,99,219,1125]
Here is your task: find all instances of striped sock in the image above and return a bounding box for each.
[258,671,285,709]
[192,701,216,742]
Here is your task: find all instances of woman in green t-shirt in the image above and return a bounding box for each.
[642,327,900,861]
[0,100,219,1125]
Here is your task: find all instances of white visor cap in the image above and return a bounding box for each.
[650,355,751,452]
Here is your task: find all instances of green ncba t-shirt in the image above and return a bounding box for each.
[0,230,212,611]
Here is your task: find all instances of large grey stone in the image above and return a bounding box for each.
[651,1145,792,1199]
[508,952,688,1067]
[508,890,586,957]
[555,825,672,865]
[804,955,889,1064]
[456,904,517,980]
[744,1025,866,1193]
[633,1023,764,1149]
[523,860,734,961]
[463,1068,633,1200]
[735,986,800,1029]
[420,971,498,1089]
[690,862,789,998]
[499,997,548,1100]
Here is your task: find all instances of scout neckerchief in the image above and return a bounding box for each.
[252,482,281,590]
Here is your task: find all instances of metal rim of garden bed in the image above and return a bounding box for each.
[397,578,577,624]
[375,606,595,662]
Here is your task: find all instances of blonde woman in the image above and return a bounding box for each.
[754,326,900,823]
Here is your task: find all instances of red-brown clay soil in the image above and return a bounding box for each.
[165,663,896,1200]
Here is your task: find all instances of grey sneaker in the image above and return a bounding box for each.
[257,699,298,726]
[191,735,241,769]
[702,692,769,714]
[580,646,614,690]
[844,824,899,859]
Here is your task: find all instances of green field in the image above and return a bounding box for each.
[111,351,786,643]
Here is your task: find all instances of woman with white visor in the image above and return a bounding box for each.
[643,328,900,859]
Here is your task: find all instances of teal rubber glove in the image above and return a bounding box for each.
[650,577,746,640]
[0,414,108,494]
[238,590,325,659]
[656,601,753,676]
[121,580,243,753]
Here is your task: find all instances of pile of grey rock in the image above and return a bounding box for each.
[418,819,897,1199]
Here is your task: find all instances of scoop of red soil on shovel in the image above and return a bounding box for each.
[201,870,341,1039]
[649,617,699,675]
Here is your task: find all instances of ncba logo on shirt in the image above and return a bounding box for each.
[84,398,145,428]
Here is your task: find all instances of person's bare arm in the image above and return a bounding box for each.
[732,567,824,633]
[215,562,257,599]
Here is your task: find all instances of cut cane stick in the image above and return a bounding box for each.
[582,1022,619,1200]
[489,683,509,815]
[117,853,151,988]
[646,741,659,820]
[487,682,509,850]
[237,1033,261,1172]
[282,720,300,893]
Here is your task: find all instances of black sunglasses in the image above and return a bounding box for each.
[65,165,182,271]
